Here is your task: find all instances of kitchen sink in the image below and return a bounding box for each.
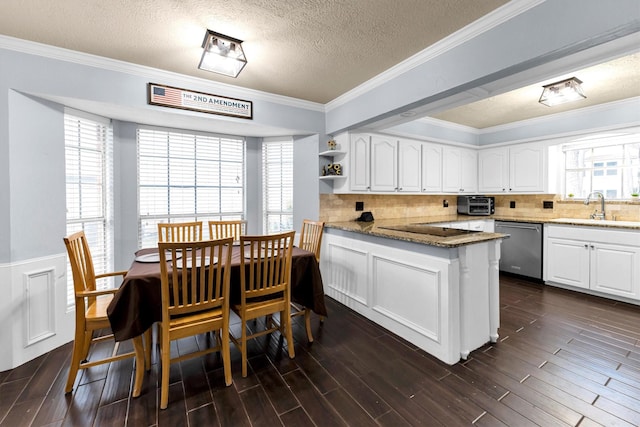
[550,218,640,227]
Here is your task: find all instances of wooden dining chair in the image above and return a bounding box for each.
[157,237,233,409]
[63,231,145,396]
[208,219,247,241]
[157,221,203,242]
[291,219,325,342]
[231,231,296,377]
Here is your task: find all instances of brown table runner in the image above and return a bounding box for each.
[107,246,327,341]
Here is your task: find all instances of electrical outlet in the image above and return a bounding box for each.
[355,201,364,211]
[510,201,516,208]
[543,201,554,209]
[443,199,449,208]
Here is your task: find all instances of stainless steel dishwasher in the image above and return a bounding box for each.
[494,221,543,280]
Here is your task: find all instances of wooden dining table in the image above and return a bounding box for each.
[107,245,327,342]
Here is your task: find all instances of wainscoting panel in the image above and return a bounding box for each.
[1,253,74,371]
[23,267,56,346]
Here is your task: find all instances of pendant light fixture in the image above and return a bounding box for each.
[538,77,586,107]
[198,30,247,78]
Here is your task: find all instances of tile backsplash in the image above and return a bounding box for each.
[319,194,640,222]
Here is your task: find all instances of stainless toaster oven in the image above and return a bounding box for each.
[457,195,495,216]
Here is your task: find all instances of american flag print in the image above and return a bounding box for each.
[150,85,183,106]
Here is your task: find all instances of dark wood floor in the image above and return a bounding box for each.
[3,274,640,426]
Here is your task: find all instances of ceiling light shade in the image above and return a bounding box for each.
[198,30,247,78]
[538,77,586,107]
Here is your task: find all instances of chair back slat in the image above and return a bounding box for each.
[239,231,294,302]
[158,238,232,318]
[158,221,203,243]
[208,220,247,241]
[299,220,324,262]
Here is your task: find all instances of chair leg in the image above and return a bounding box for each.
[240,321,248,377]
[132,335,145,397]
[160,332,171,409]
[65,326,88,393]
[304,308,314,343]
[143,327,152,370]
[282,310,295,359]
[221,328,232,386]
[81,330,93,361]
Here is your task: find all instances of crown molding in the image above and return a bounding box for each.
[325,0,545,112]
[415,116,481,134]
[0,34,324,112]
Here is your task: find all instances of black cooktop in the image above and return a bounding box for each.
[379,224,481,237]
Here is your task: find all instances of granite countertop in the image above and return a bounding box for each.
[324,215,640,248]
[324,216,507,248]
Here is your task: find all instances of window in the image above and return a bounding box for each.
[564,131,640,199]
[262,138,293,233]
[65,110,113,308]
[137,128,244,247]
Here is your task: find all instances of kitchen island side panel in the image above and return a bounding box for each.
[321,228,500,364]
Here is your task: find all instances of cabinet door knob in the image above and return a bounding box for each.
[584,244,589,249]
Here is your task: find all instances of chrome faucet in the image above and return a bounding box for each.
[584,191,606,220]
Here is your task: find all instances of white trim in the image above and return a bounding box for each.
[0,34,324,113]
[415,116,481,135]
[1,252,67,268]
[325,0,545,111]
[376,129,479,149]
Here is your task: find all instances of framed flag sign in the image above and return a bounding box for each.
[148,83,253,119]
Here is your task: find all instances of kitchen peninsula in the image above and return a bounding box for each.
[320,217,506,365]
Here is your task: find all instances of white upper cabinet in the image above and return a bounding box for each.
[442,146,477,194]
[478,147,509,193]
[370,135,398,192]
[478,142,547,193]
[349,134,371,191]
[509,143,546,192]
[421,142,442,193]
[398,139,422,192]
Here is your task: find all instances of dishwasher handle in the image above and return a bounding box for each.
[496,223,541,232]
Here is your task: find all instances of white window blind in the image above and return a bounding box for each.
[65,110,114,308]
[262,138,293,233]
[137,128,245,246]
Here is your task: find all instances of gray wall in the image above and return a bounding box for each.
[0,47,325,265]
[1,0,640,265]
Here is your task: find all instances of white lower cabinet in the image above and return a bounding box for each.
[544,225,640,301]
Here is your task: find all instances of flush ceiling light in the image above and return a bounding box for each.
[198,30,247,78]
[538,77,586,107]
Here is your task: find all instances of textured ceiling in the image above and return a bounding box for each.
[0,0,638,130]
[0,0,507,104]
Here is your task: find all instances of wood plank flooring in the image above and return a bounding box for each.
[2,274,640,426]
